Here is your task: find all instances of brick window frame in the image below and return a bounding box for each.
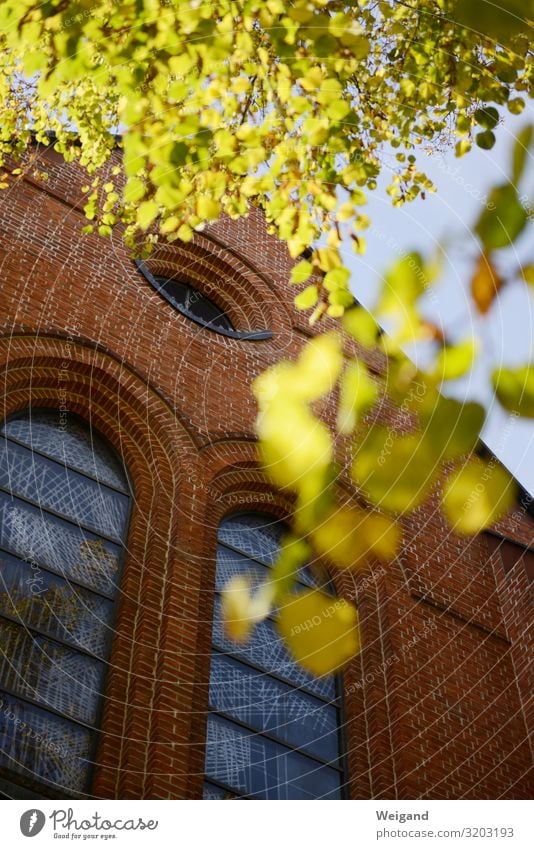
[0,333,204,800]
[134,237,276,341]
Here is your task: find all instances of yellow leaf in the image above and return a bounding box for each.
[471,253,503,314]
[232,76,251,94]
[136,200,159,230]
[298,66,324,92]
[257,400,333,490]
[161,216,179,234]
[316,247,342,272]
[342,307,379,347]
[337,360,377,435]
[221,576,274,643]
[311,506,400,570]
[311,507,369,570]
[423,397,485,461]
[253,362,295,408]
[177,223,194,241]
[400,78,416,98]
[297,332,344,400]
[294,285,318,310]
[316,78,342,105]
[337,202,355,222]
[323,266,350,291]
[352,428,438,514]
[442,458,516,535]
[277,589,360,676]
[455,139,471,157]
[362,511,401,562]
[196,196,221,221]
[290,259,313,285]
[493,364,534,417]
[124,177,146,204]
[327,99,351,121]
[433,338,477,381]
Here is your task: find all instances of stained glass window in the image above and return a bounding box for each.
[0,410,130,798]
[204,513,345,799]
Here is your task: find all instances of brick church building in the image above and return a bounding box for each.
[0,146,532,800]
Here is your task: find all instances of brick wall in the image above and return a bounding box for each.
[0,146,532,799]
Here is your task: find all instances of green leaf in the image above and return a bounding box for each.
[378,251,428,314]
[352,427,438,514]
[453,0,532,42]
[511,124,533,185]
[474,107,499,130]
[442,458,516,535]
[508,98,525,115]
[423,397,485,461]
[474,184,527,250]
[493,364,534,417]
[475,130,496,150]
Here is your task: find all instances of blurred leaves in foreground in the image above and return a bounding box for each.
[225,121,534,678]
[0,0,532,679]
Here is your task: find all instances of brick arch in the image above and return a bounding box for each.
[142,233,290,335]
[0,333,207,800]
[186,440,368,798]
[178,441,293,797]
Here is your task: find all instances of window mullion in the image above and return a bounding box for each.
[207,707,343,772]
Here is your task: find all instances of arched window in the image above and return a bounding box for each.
[0,410,130,798]
[153,276,235,332]
[135,260,273,341]
[204,513,345,799]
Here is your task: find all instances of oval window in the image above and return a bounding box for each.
[154,276,234,332]
[135,260,272,341]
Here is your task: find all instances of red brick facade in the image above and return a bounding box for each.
[0,147,532,799]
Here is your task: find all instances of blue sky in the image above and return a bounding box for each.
[341,110,534,493]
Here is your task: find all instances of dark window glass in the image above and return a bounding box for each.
[3,412,128,492]
[205,715,341,800]
[0,493,122,597]
[218,514,283,565]
[154,276,234,332]
[0,550,113,657]
[215,545,269,593]
[204,512,345,800]
[215,542,322,593]
[0,410,130,796]
[209,653,340,762]
[0,692,92,795]
[202,780,237,800]
[499,539,534,584]
[0,620,105,726]
[0,440,128,542]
